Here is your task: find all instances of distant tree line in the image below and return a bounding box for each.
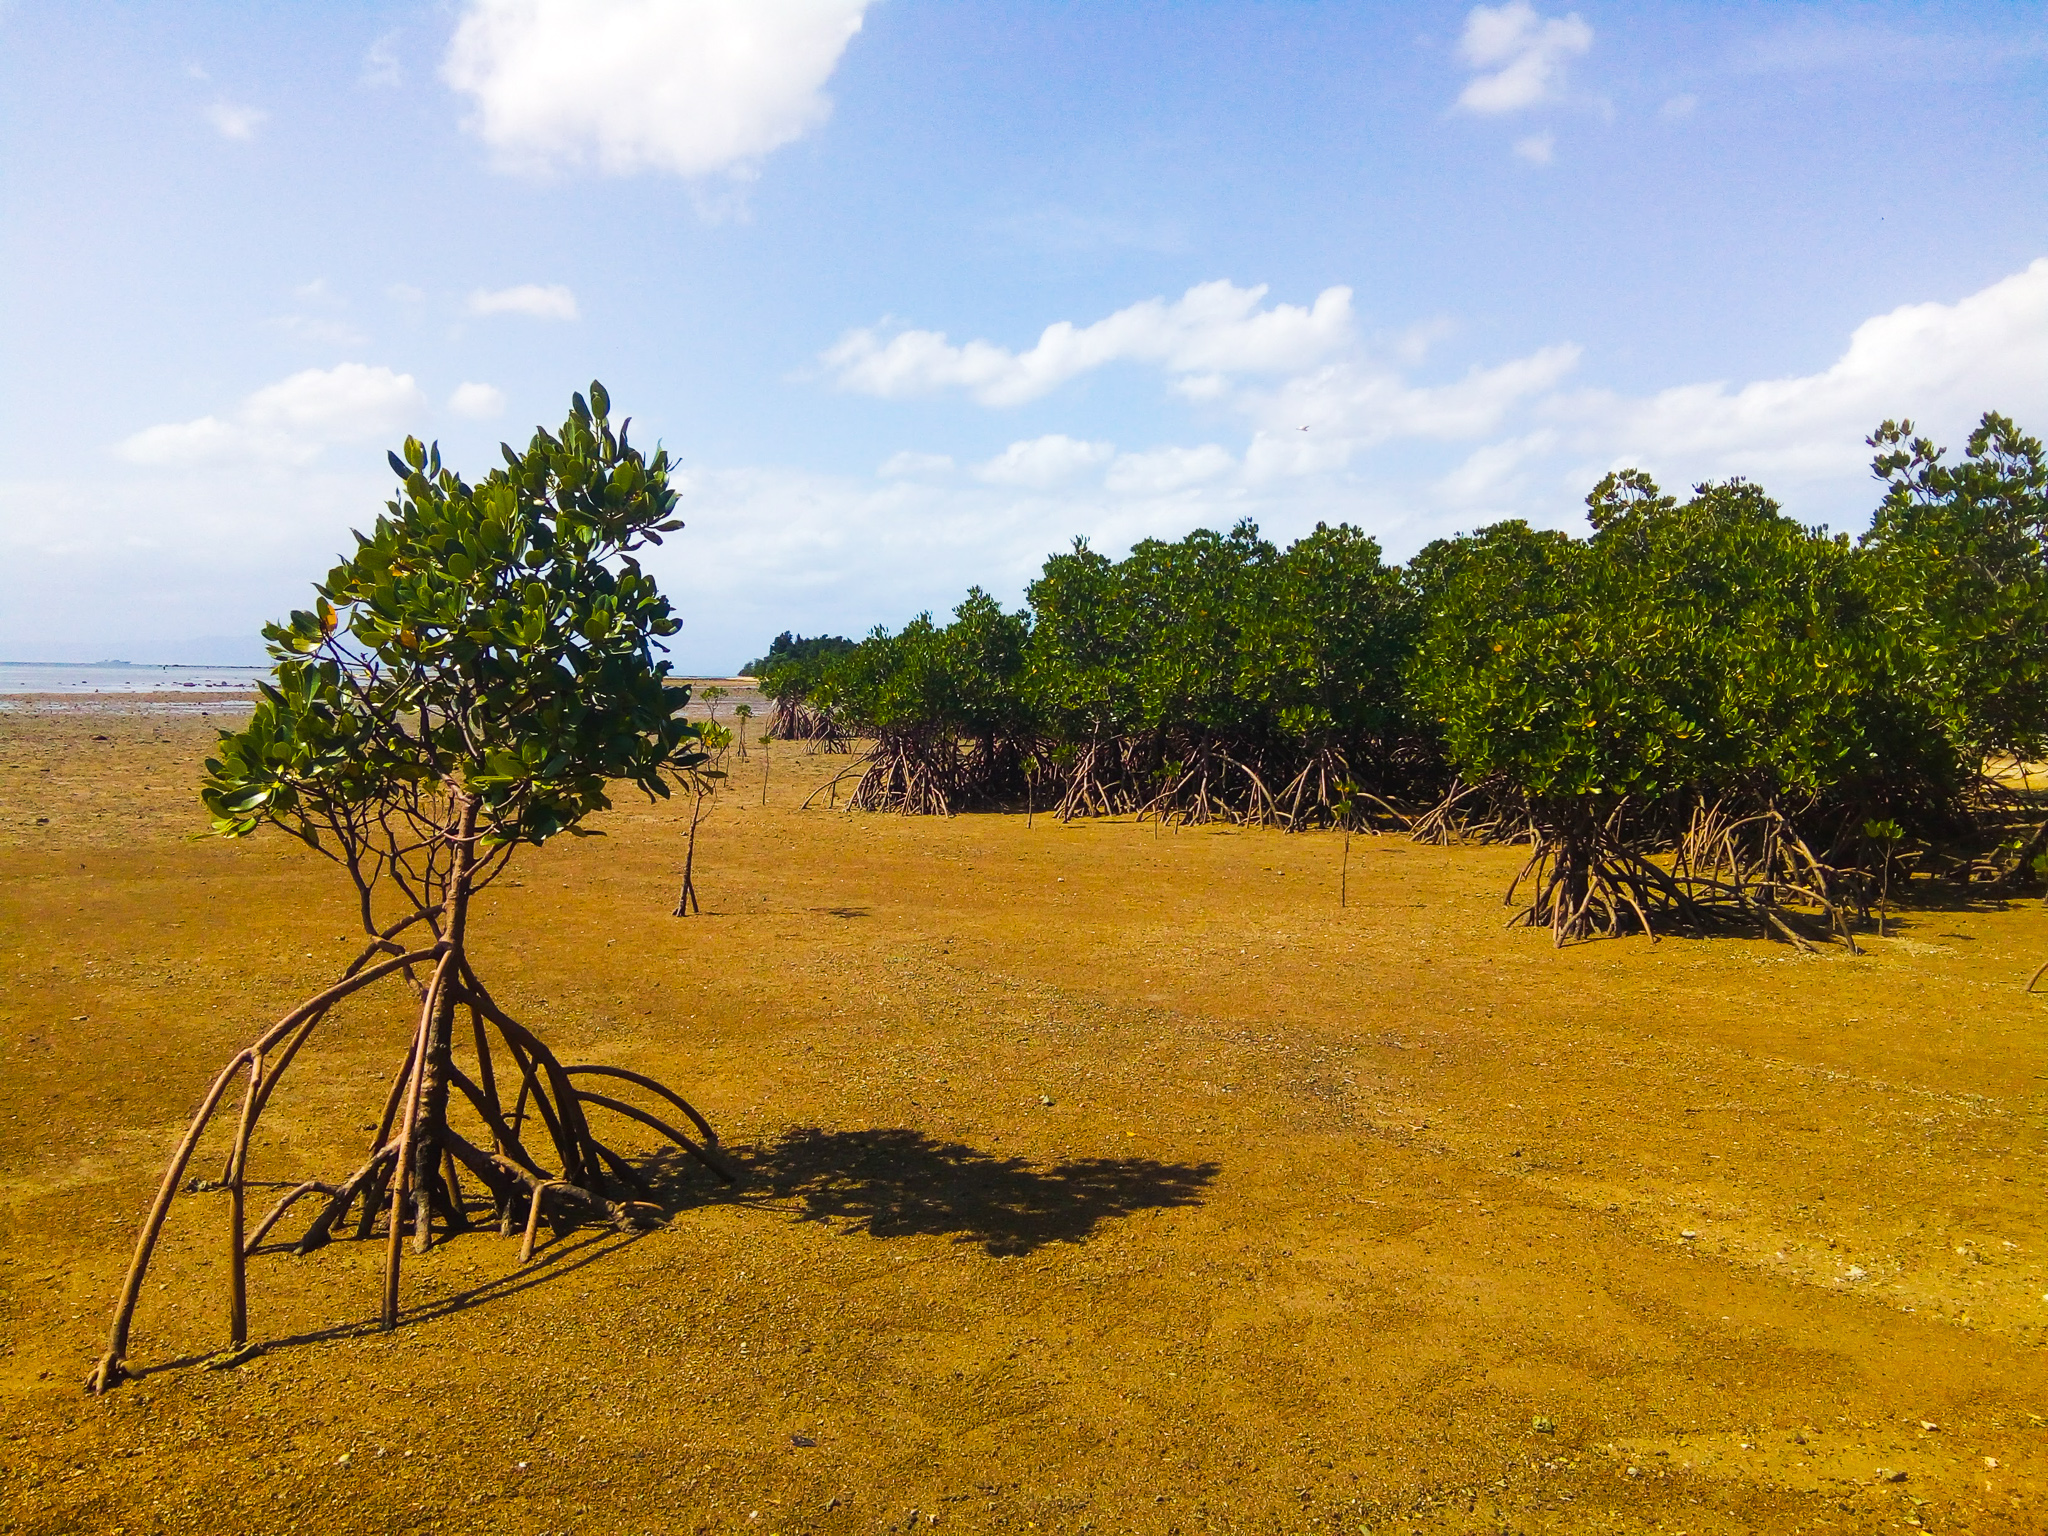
[747,631,857,746]
[741,630,857,676]
[753,413,2047,944]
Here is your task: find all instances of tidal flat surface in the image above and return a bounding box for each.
[0,663,265,697]
[2,703,2045,1533]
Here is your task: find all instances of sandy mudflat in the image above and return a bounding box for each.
[2,701,2046,1533]
[0,690,256,714]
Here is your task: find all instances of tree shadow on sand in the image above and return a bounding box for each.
[118,1130,1215,1383]
[674,1127,1219,1257]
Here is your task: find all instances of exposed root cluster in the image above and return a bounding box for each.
[767,697,849,751]
[1670,799,1860,952]
[87,812,732,1395]
[843,733,966,814]
[1406,777,1534,847]
[1492,794,1865,949]
[1505,803,1697,947]
[817,731,1427,831]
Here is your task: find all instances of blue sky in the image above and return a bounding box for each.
[3,1,2044,669]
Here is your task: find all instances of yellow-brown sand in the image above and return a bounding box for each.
[2,699,2045,1533]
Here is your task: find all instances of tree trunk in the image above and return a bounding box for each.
[410,792,478,1256]
[88,787,738,1389]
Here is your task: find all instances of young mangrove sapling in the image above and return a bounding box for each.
[87,383,735,1394]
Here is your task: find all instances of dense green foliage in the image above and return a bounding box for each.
[1018,521,1424,818]
[1409,474,1958,832]
[203,383,709,866]
[1863,412,2048,763]
[742,630,856,679]
[763,409,2044,942]
[752,632,859,744]
[1404,472,1978,939]
[795,522,1422,819]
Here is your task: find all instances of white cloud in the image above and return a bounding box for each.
[749,263,2048,664]
[976,435,1115,489]
[1513,132,1555,165]
[275,317,370,347]
[450,382,507,419]
[387,283,426,304]
[1434,429,1561,510]
[467,283,579,320]
[1456,2,1592,114]
[47,260,2047,673]
[1557,257,2048,488]
[118,417,248,469]
[243,365,421,435]
[1105,444,1236,496]
[631,460,1293,670]
[118,364,427,468]
[206,100,268,140]
[1391,316,1459,367]
[824,281,1355,407]
[363,31,404,89]
[273,286,368,348]
[443,0,870,180]
[1238,344,1584,481]
[879,450,955,479]
[1659,93,1698,120]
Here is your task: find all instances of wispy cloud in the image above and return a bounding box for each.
[449,381,506,419]
[273,315,370,348]
[362,30,404,89]
[272,279,365,347]
[1731,17,2045,82]
[117,364,426,468]
[1237,345,1584,481]
[984,204,1190,258]
[1455,1,1592,114]
[1513,132,1555,165]
[466,283,579,321]
[205,100,268,140]
[976,435,1114,488]
[1105,444,1236,496]
[824,281,1354,408]
[879,450,955,479]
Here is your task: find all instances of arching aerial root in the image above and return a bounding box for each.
[1505,798,1860,949]
[767,698,849,751]
[85,949,733,1395]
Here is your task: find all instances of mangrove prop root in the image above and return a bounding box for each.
[300,1144,398,1254]
[83,944,444,1395]
[85,933,731,1394]
[226,1053,262,1348]
[246,1180,344,1254]
[382,957,443,1323]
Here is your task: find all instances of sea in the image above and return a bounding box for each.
[0,662,263,696]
